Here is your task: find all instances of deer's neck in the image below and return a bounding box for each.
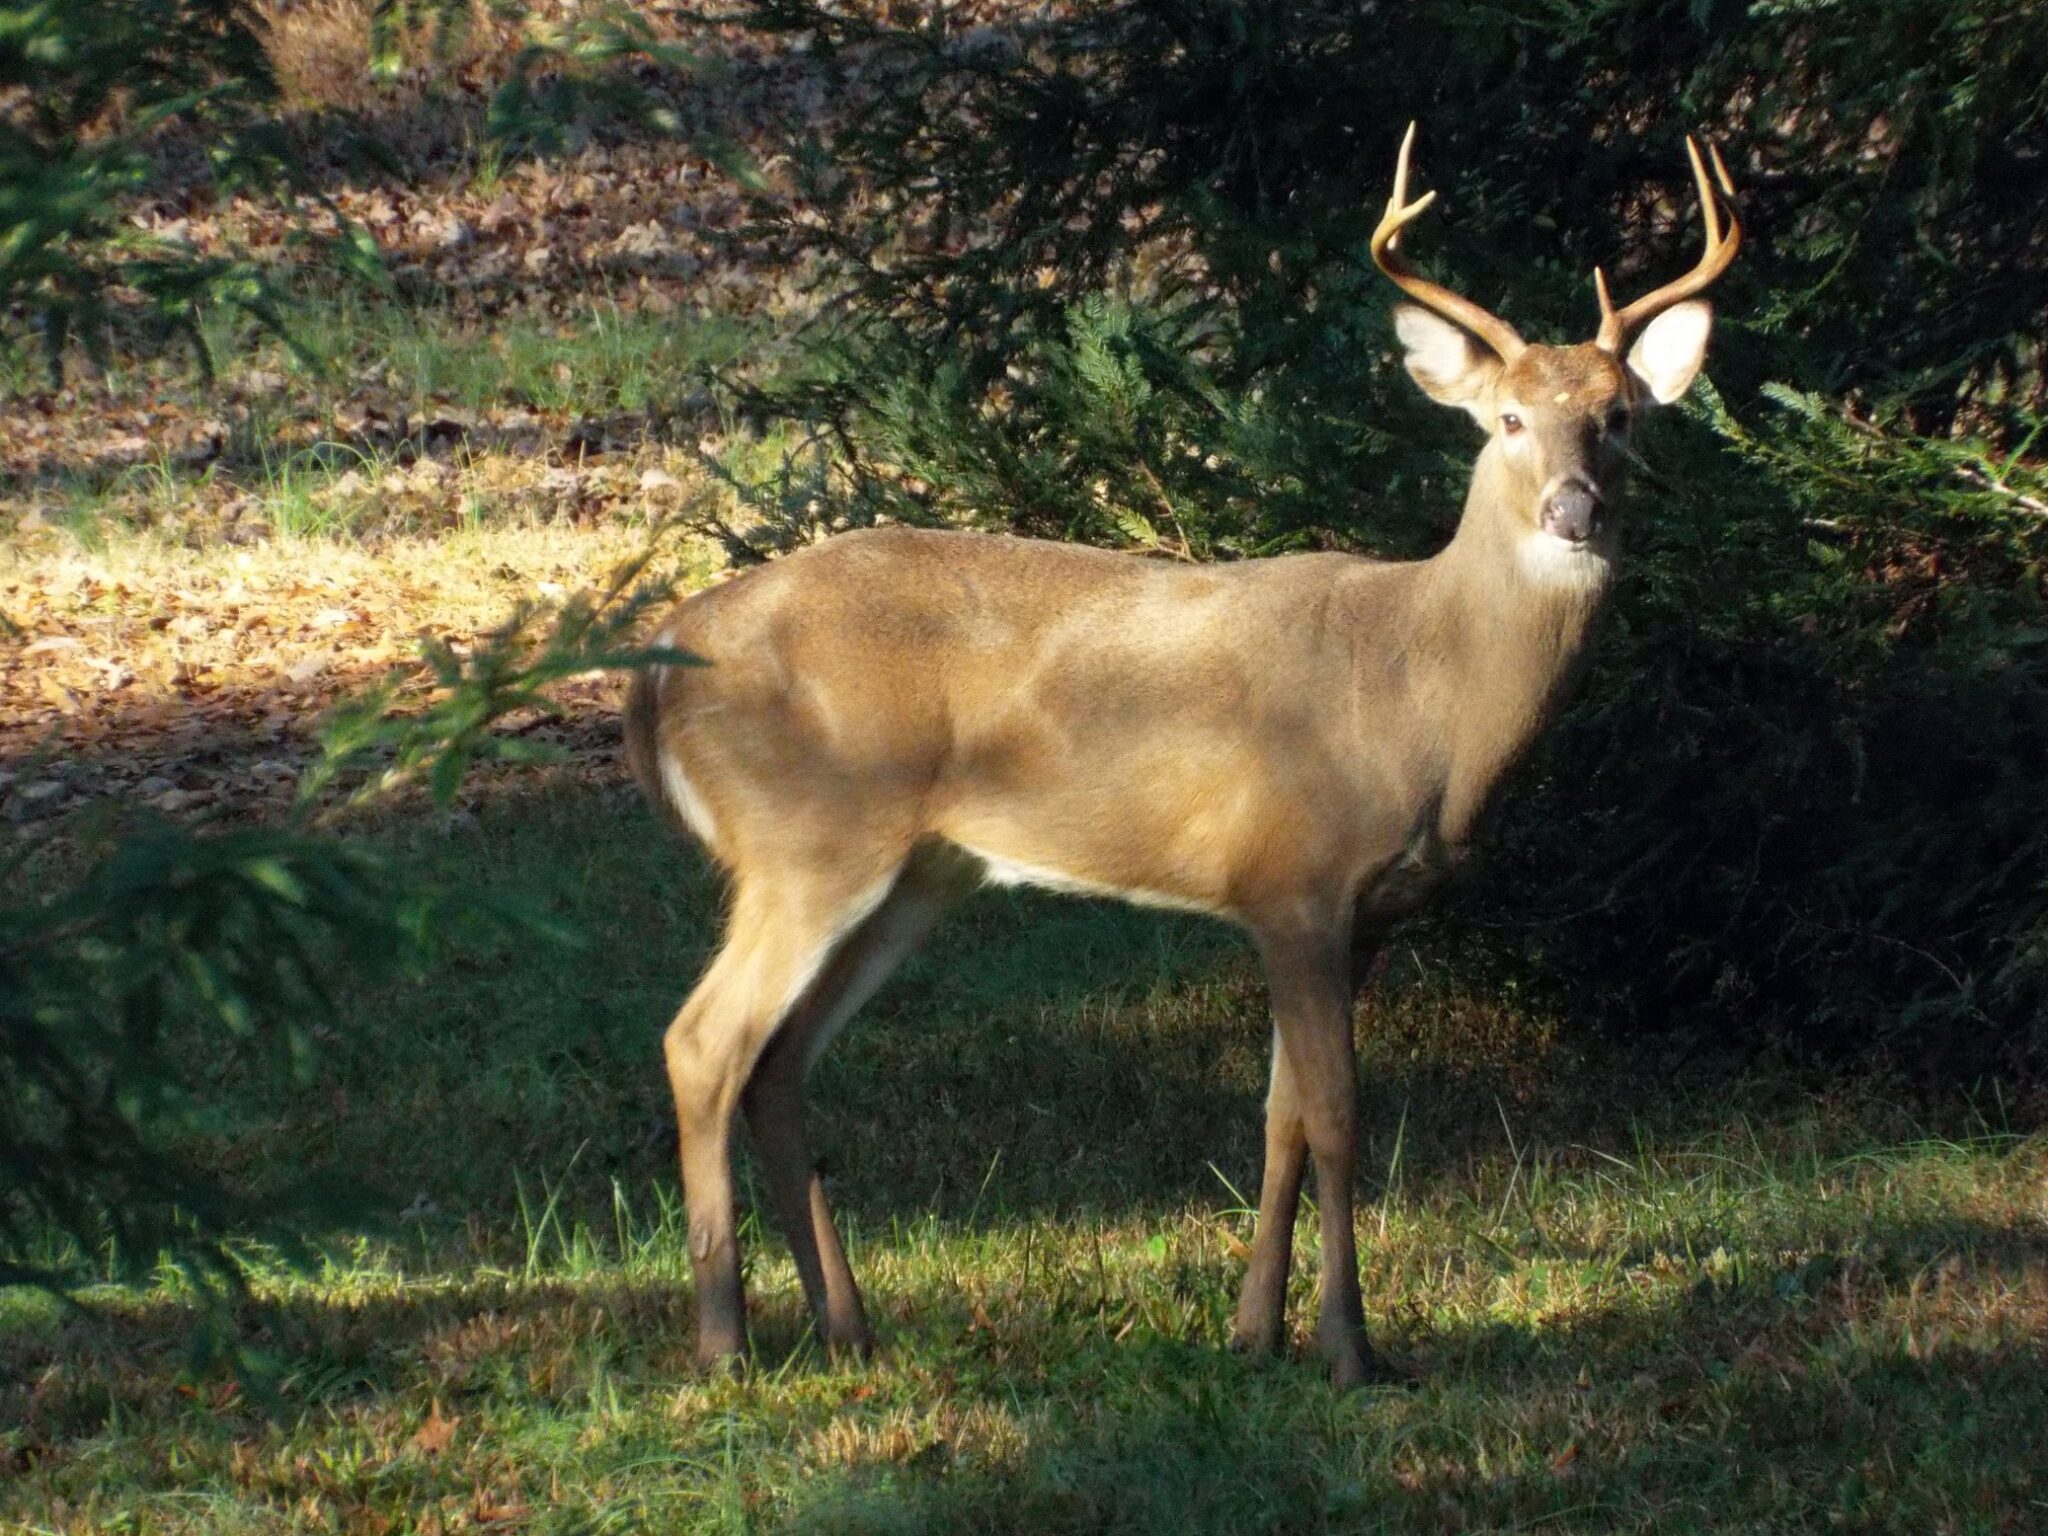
[1415,444,1614,840]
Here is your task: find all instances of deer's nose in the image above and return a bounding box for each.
[1543,483,1603,543]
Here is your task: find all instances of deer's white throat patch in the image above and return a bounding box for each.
[1518,531,1612,591]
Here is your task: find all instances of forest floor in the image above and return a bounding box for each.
[5,5,2048,1533]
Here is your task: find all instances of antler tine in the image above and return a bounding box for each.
[1707,139,1737,198]
[1371,123,1526,362]
[1594,134,1743,353]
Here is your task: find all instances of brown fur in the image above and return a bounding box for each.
[622,663,677,835]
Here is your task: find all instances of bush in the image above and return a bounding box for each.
[0,0,321,376]
[1489,385,2048,1063]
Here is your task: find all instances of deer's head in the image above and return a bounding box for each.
[1372,126,1740,573]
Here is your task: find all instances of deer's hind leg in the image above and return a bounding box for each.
[665,862,907,1370]
[741,858,957,1355]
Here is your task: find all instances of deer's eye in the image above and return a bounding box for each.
[1500,413,1524,435]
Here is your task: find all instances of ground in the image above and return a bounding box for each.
[4,5,2048,1531]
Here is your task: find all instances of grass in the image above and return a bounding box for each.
[4,779,2045,1534]
[266,295,767,421]
[5,290,773,550]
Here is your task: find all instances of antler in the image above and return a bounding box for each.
[1593,137,1741,353]
[1371,123,1526,362]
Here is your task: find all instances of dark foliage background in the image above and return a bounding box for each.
[715,0,2048,1065]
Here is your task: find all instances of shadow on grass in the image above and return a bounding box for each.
[100,766,2033,1236]
[8,770,2047,1530]
[778,1227,2048,1533]
[6,1207,2043,1532]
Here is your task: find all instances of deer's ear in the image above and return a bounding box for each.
[1394,304,1502,418]
[1626,300,1713,405]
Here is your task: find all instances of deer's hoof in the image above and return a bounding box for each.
[824,1325,876,1363]
[693,1335,749,1378]
[1323,1330,1398,1390]
[1227,1325,1284,1358]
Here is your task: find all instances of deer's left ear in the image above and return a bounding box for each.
[1394,303,1503,421]
[1626,300,1713,405]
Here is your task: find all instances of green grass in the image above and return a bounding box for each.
[9,291,768,544]
[252,293,767,421]
[4,780,2047,1533]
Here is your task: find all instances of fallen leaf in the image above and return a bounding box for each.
[411,1402,460,1456]
[38,675,81,713]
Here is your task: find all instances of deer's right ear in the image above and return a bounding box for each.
[1394,303,1502,417]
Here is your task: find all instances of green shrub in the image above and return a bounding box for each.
[0,0,320,376]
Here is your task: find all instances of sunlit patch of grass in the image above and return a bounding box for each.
[3,784,2045,1532]
[7,1130,2045,1532]
[0,334,43,396]
[40,477,119,553]
[246,441,359,541]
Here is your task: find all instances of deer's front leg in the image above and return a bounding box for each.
[1255,926,1382,1388]
[1230,1032,1306,1357]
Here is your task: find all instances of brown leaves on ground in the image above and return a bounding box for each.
[411,1401,460,1457]
[1,0,1079,507]
[0,524,668,832]
[1,7,816,521]
[168,1,830,311]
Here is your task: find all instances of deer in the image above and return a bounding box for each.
[623,125,1741,1386]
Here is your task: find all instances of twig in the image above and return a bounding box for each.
[1833,404,2048,516]
[1951,462,2048,517]
[1133,457,1194,560]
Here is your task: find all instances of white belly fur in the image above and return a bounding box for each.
[960,845,1217,917]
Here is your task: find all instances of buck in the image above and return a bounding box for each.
[624,126,1740,1385]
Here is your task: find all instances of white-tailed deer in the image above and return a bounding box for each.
[625,126,1740,1385]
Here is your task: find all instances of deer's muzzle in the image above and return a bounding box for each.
[1542,482,1604,544]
